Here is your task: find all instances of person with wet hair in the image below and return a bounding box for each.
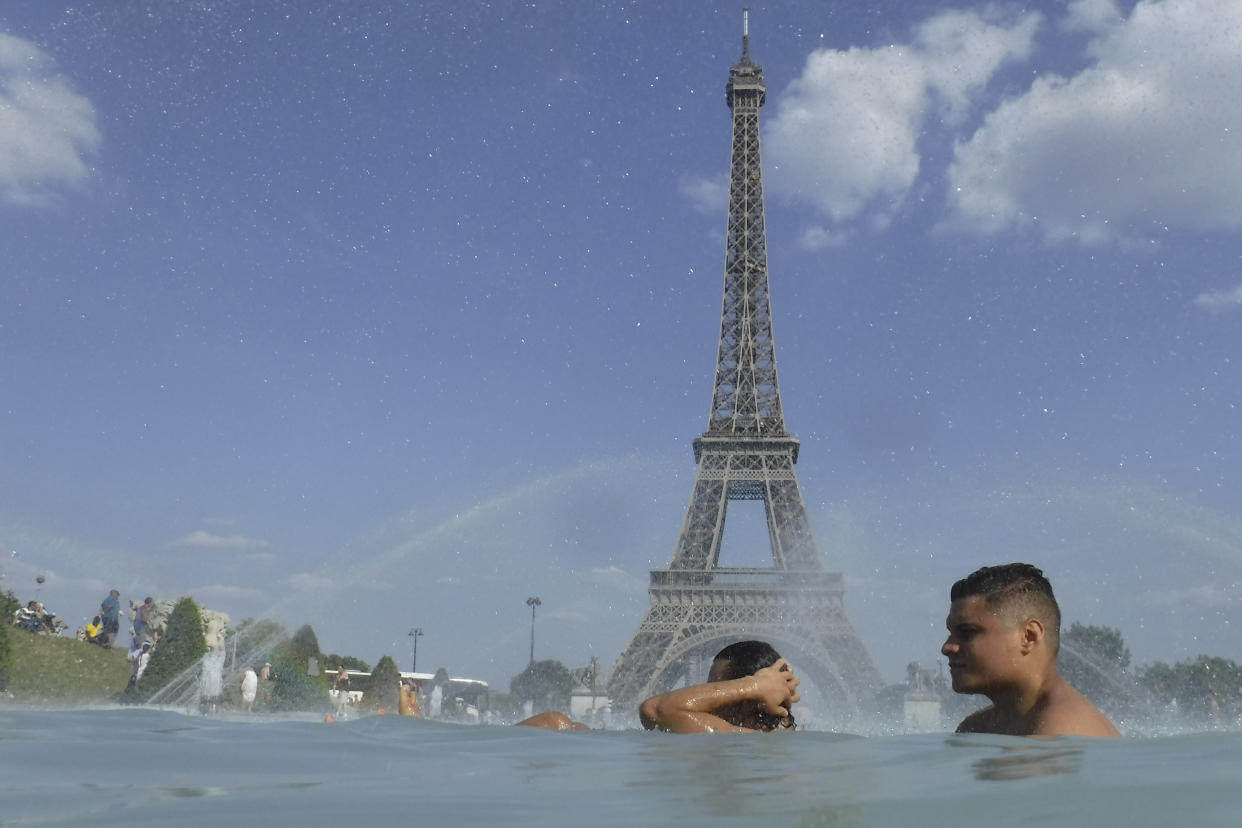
[942,562,1120,738]
[639,640,799,733]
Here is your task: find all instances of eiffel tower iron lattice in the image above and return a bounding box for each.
[606,14,883,716]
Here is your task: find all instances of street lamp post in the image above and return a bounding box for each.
[408,627,423,673]
[525,597,541,667]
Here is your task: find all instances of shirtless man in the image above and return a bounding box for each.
[398,680,423,717]
[941,563,1120,738]
[639,640,799,733]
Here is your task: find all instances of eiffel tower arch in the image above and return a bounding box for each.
[607,14,883,716]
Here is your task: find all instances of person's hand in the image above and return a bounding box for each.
[752,658,800,717]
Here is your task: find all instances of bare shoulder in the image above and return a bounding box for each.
[1033,683,1121,738]
[955,706,1001,734]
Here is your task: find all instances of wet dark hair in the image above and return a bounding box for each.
[712,640,782,680]
[951,563,1061,652]
[711,640,796,731]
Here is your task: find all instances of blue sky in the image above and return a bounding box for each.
[2,0,1241,696]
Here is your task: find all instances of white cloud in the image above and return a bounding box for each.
[915,9,1043,125]
[1063,0,1124,33]
[765,9,1039,227]
[946,0,1242,244]
[797,225,848,251]
[1193,283,1242,310]
[0,31,100,207]
[175,530,271,551]
[677,173,728,215]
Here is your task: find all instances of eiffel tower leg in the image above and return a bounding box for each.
[670,459,729,571]
[608,452,884,715]
[607,467,730,706]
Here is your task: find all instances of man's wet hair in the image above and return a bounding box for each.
[951,563,1061,652]
[711,640,795,731]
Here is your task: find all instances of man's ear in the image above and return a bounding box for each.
[1019,617,1045,654]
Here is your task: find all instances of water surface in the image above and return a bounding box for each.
[1,707,1238,826]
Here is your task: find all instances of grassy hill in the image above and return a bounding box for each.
[4,630,131,704]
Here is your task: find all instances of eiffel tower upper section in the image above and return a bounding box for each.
[670,11,819,574]
[695,14,795,457]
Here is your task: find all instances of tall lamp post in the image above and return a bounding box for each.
[525,596,541,667]
[408,627,423,673]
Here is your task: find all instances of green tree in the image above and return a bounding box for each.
[1140,655,1242,719]
[362,655,401,712]
[132,597,208,701]
[510,659,575,714]
[286,624,320,667]
[0,587,19,691]
[1059,622,1134,708]
[228,618,289,669]
[267,652,331,712]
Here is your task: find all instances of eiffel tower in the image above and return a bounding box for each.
[606,13,882,716]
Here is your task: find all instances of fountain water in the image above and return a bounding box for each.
[143,624,290,712]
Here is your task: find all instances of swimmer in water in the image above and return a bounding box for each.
[639,640,799,733]
[514,711,590,731]
[942,562,1120,738]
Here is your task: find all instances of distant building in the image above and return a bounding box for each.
[330,669,490,720]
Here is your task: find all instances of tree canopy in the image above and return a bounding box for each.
[510,659,575,714]
[1140,655,1242,720]
[1059,622,1136,708]
[285,624,321,668]
[228,618,289,669]
[362,655,401,712]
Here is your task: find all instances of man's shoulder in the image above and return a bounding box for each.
[1035,685,1121,737]
[955,706,1001,733]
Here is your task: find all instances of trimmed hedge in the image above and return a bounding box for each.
[132,597,207,701]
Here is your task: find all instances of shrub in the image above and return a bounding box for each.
[361,655,401,712]
[0,588,19,691]
[132,597,208,701]
[267,652,331,712]
[286,624,321,669]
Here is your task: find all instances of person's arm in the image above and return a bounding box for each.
[639,659,799,733]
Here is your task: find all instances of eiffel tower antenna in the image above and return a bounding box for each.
[606,12,882,718]
[742,7,751,61]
